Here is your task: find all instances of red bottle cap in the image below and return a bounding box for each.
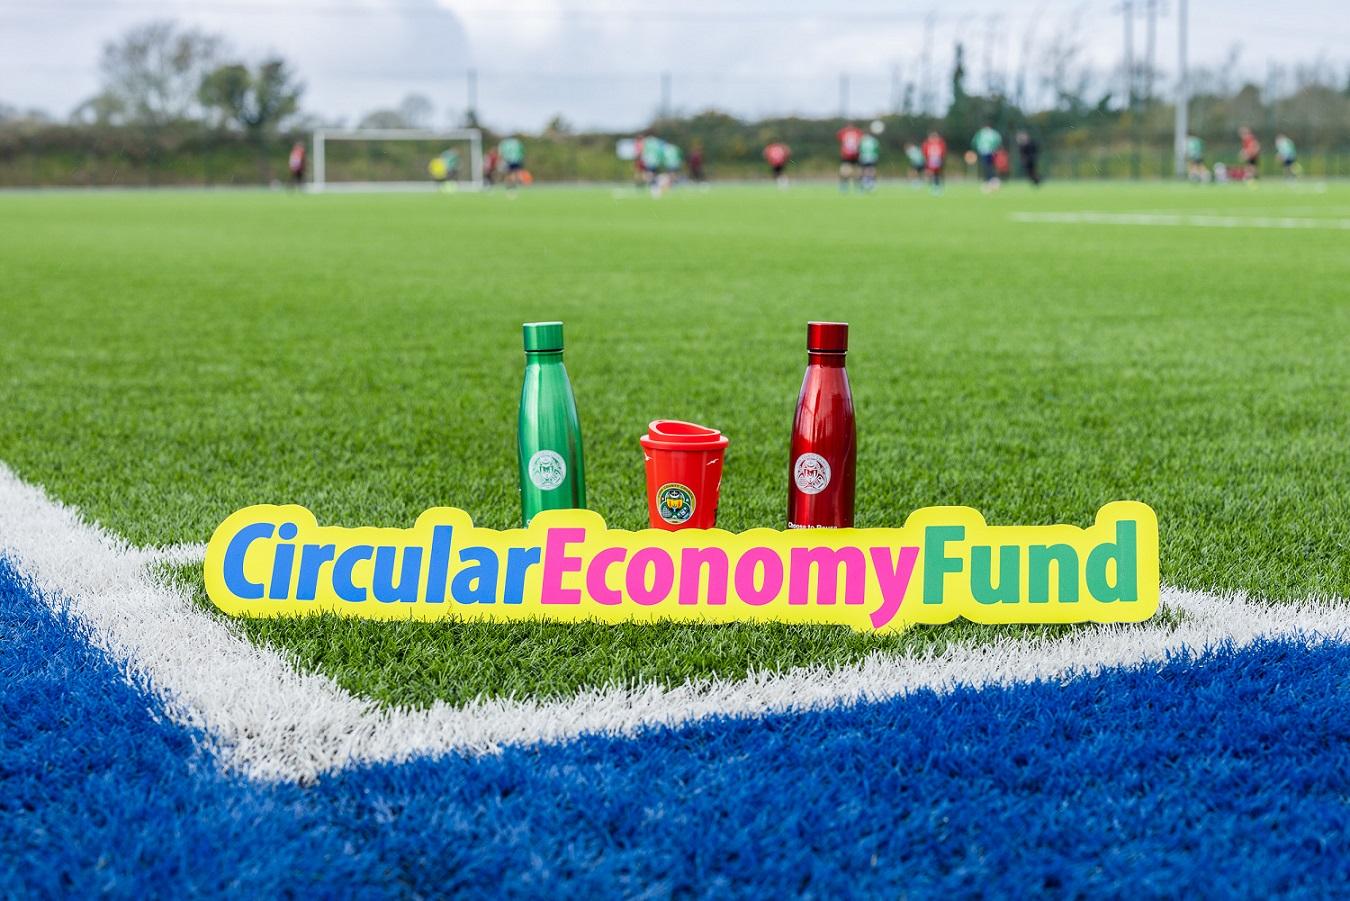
[806,321,848,353]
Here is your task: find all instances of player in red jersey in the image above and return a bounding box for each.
[836,122,864,192]
[764,142,791,188]
[1239,127,1261,181]
[921,131,947,194]
[482,147,500,188]
[287,141,306,189]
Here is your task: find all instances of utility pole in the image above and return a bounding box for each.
[839,73,849,119]
[1144,0,1158,105]
[466,67,478,125]
[1121,1,1135,110]
[920,11,936,116]
[659,71,672,120]
[1173,0,1189,177]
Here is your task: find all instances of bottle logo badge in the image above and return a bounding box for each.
[793,453,832,495]
[656,483,695,525]
[528,450,567,491]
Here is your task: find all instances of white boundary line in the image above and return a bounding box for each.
[1,463,1347,783]
[1010,211,1350,230]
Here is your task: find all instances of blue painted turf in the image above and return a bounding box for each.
[2,556,1349,898]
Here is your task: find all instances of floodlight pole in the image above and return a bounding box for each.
[1121,0,1134,110]
[314,130,325,191]
[1173,0,1188,178]
[1144,0,1157,105]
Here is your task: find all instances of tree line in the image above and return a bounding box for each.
[2,19,1349,186]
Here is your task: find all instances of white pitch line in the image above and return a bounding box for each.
[1,462,1347,784]
[129,542,210,569]
[1010,211,1350,230]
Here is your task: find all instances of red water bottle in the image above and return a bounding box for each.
[788,321,856,528]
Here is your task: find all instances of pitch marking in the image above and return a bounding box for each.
[1,463,1346,783]
[1010,211,1350,230]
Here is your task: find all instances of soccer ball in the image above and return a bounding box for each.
[870,120,885,136]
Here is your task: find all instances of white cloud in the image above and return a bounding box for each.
[0,0,1345,130]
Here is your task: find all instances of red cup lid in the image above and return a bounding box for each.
[641,419,729,451]
[807,321,848,353]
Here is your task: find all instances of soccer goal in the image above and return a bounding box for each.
[311,128,484,192]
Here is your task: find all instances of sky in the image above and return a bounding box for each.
[0,0,1346,130]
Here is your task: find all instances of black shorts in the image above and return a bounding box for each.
[1244,155,1259,168]
[508,161,523,172]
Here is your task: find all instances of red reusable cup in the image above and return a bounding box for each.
[639,420,730,530]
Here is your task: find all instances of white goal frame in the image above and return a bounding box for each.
[311,128,483,192]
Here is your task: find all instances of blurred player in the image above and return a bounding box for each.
[858,130,880,192]
[836,122,864,192]
[499,135,526,189]
[483,145,500,188]
[1016,131,1041,186]
[1239,127,1260,182]
[764,141,791,188]
[632,134,648,188]
[688,143,705,182]
[1186,134,1207,182]
[921,131,947,194]
[972,123,1003,192]
[640,136,666,195]
[287,141,306,189]
[904,142,925,186]
[1275,133,1299,179]
[660,141,683,194]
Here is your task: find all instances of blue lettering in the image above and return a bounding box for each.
[295,544,337,601]
[503,546,542,605]
[372,546,423,603]
[452,547,500,604]
[333,545,373,602]
[425,526,453,604]
[222,522,273,600]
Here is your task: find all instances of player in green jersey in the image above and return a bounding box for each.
[972,124,1003,191]
[660,142,683,195]
[640,137,666,195]
[904,142,925,187]
[499,136,525,189]
[858,133,880,192]
[1275,134,1299,179]
[1186,135,1207,182]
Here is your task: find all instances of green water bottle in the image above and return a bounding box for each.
[517,321,586,524]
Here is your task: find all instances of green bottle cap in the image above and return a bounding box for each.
[522,321,565,352]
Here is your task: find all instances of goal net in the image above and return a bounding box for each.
[311,128,483,192]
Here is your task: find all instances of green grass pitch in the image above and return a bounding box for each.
[2,182,1346,706]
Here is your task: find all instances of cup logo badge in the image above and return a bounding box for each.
[528,450,567,491]
[656,483,695,525]
[793,453,831,495]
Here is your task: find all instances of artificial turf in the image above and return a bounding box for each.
[2,182,1346,705]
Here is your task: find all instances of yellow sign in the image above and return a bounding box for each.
[204,502,1159,632]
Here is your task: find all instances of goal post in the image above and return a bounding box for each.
[311,128,484,192]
